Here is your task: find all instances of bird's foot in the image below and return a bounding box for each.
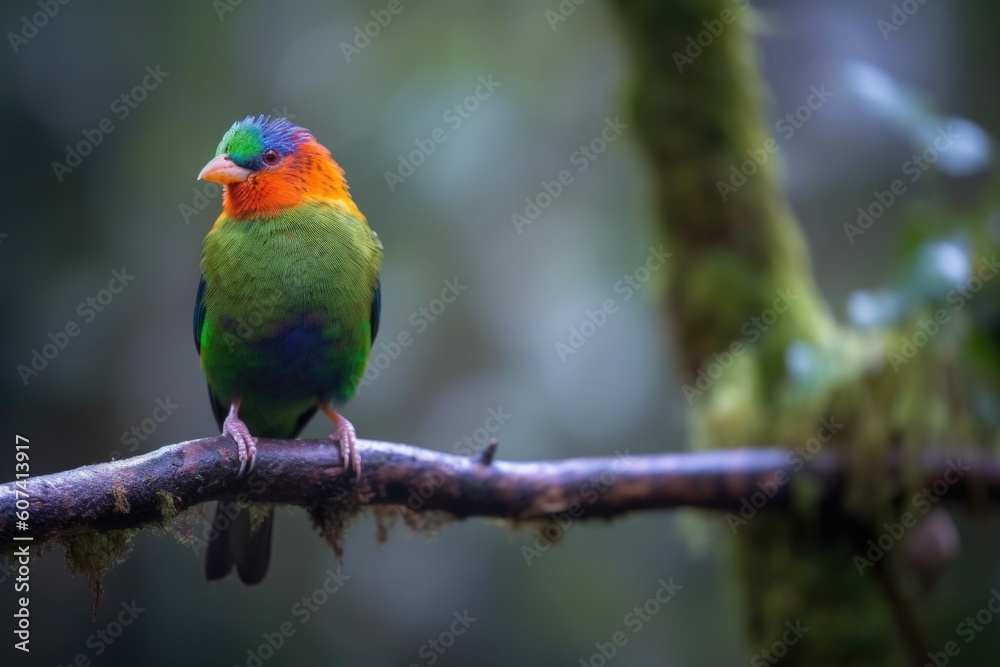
[223,400,257,476]
[323,406,360,480]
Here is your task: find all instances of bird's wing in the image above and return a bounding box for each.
[193,274,228,428]
[370,277,381,346]
[194,274,207,354]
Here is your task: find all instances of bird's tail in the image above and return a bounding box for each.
[204,502,274,585]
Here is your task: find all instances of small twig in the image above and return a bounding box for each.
[475,438,499,466]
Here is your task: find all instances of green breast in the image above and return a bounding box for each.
[198,202,382,433]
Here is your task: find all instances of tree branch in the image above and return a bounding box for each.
[2,438,999,549]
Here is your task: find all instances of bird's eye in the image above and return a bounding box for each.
[262,148,280,166]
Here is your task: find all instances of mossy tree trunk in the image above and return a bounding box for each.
[609,1,986,664]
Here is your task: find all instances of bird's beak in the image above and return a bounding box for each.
[198,154,251,184]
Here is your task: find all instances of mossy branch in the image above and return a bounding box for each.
[1,438,998,550]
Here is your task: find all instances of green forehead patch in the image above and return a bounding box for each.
[216,124,264,166]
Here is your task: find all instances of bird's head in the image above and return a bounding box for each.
[198,115,361,220]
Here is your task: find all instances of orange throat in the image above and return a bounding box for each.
[220,140,362,220]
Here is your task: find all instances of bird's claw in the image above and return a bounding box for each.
[223,408,257,477]
[329,418,360,481]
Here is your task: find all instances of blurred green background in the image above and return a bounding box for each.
[3,0,1000,664]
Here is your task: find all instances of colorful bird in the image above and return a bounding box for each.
[194,115,382,584]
